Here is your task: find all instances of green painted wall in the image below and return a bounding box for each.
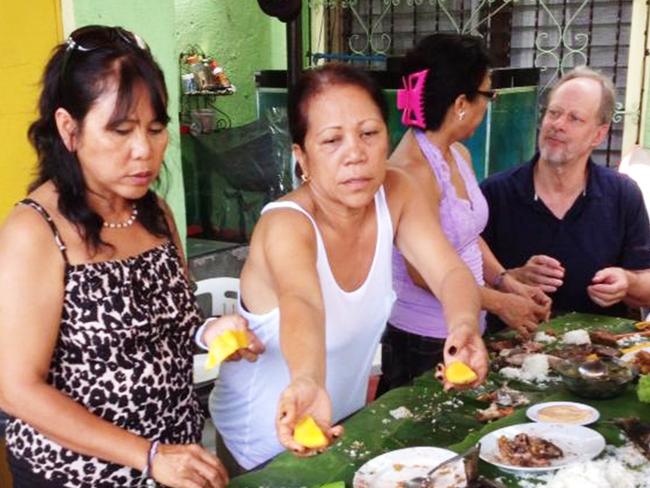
[175,0,287,128]
[71,0,287,245]
[72,0,186,245]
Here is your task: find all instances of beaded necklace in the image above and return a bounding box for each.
[103,204,138,229]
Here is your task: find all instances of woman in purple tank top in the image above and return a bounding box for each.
[378,34,552,395]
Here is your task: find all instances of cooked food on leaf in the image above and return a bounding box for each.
[476,386,530,422]
[476,404,514,423]
[615,417,650,460]
[477,386,530,407]
[589,329,620,347]
[633,351,650,374]
[487,338,522,353]
[548,343,620,363]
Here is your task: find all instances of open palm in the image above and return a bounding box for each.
[275,377,343,456]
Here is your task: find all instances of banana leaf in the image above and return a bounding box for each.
[228,313,649,487]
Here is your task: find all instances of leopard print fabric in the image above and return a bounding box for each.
[6,201,204,487]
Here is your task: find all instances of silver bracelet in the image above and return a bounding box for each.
[140,440,159,487]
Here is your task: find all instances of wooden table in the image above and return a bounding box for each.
[229,313,650,487]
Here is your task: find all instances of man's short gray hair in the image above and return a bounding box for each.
[550,66,616,125]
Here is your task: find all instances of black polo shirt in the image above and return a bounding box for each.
[480,155,650,318]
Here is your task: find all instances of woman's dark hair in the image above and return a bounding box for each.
[28,25,172,252]
[403,33,491,131]
[288,63,388,148]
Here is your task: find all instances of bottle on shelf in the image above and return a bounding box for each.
[209,59,232,90]
[186,54,212,92]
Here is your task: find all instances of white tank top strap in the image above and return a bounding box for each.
[261,200,315,223]
[260,200,327,262]
[262,187,392,235]
[375,185,393,240]
[260,188,394,291]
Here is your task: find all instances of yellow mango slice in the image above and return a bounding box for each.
[444,361,478,385]
[621,342,650,355]
[293,416,328,448]
[204,330,249,369]
[634,321,650,331]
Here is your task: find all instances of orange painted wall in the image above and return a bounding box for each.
[0,1,62,222]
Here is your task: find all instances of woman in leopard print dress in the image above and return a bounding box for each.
[0,26,252,488]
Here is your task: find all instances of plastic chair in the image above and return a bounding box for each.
[194,277,240,316]
[192,277,240,387]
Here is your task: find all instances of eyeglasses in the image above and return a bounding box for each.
[476,89,497,101]
[60,26,150,86]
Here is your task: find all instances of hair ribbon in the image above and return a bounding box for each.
[396,69,428,129]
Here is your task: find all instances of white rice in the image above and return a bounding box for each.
[534,331,558,344]
[518,443,650,488]
[389,406,413,419]
[499,354,550,383]
[562,329,591,345]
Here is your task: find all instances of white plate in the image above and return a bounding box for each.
[353,446,465,488]
[478,422,605,473]
[526,401,599,425]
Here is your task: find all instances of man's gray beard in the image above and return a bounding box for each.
[540,145,568,168]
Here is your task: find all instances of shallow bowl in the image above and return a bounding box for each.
[555,357,637,399]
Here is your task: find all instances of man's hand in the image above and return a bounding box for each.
[202,315,265,362]
[441,323,489,390]
[510,255,564,293]
[275,377,344,456]
[588,267,629,307]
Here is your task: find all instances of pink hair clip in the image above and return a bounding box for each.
[396,69,428,129]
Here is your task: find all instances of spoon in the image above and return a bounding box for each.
[401,444,480,488]
[578,359,608,379]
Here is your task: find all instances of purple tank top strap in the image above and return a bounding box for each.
[450,145,476,188]
[413,129,452,188]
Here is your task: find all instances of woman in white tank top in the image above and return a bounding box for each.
[199,64,490,471]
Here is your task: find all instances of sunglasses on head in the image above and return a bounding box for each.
[476,89,497,101]
[60,26,150,85]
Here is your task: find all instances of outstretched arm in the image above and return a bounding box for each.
[247,210,342,456]
[387,168,487,388]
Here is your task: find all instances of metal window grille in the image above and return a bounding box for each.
[314,0,634,166]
